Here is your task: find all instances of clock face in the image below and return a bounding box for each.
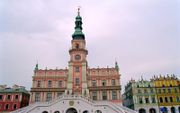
[75,54,81,60]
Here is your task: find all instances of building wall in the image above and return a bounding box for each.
[30,67,121,103]
[0,86,30,112]
[123,75,180,113]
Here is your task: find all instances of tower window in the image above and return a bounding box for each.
[75,78,80,85]
[75,67,80,72]
[75,43,79,49]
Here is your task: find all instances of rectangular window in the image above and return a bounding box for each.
[37,81,41,87]
[168,89,171,93]
[15,95,18,100]
[170,97,173,102]
[75,78,80,85]
[7,95,11,100]
[58,81,63,87]
[145,98,149,103]
[152,97,156,103]
[35,93,40,102]
[92,91,97,100]
[138,89,141,93]
[102,80,106,86]
[139,98,143,104]
[46,93,52,102]
[159,97,163,103]
[48,80,52,87]
[176,96,180,102]
[111,79,116,86]
[57,92,63,98]
[102,91,107,100]
[0,95,3,100]
[144,89,147,93]
[163,89,166,93]
[150,89,154,93]
[75,67,80,72]
[112,91,117,100]
[92,80,97,86]
[174,88,177,93]
[165,97,168,102]
[158,89,161,93]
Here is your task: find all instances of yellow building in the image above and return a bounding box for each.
[152,75,180,113]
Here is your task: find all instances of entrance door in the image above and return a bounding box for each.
[66,108,78,113]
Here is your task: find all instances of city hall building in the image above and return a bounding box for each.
[11,9,136,113]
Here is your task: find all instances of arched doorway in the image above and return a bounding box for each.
[42,111,48,113]
[178,106,180,113]
[149,108,156,113]
[95,110,102,113]
[163,107,168,113]
[54,111,60,113]
[171,107,176,113]
[66,108,78,113]
[83,110,89,113]
[139,108,146,113]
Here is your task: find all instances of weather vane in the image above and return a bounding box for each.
[78,6,81,15]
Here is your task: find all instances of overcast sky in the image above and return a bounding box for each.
[0,0,180,91]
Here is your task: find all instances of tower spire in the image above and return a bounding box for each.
[72,6,85,39]
[115,59,119,71]
[78,6,81,16]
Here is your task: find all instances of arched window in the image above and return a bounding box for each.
[5,104,9,110]
[159,97,163,103]
[13,104,17,110]
[149,108,156,113]
[42,111,48,113]
[95,110,102,113]
[75,43,79,49]
[139,108,146,113]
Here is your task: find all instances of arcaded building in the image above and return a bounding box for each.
[30,9,121,104]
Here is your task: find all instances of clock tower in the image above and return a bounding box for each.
[66,8,89,97]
